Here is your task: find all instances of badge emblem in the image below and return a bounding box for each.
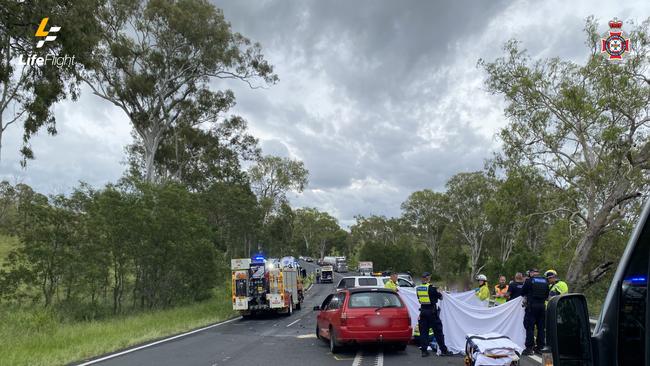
[601,19,630,60]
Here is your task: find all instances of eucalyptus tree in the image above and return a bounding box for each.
[481,17,650,290]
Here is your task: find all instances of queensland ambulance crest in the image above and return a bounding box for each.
[601,19,630,60]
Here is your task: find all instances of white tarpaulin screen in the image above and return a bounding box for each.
[399,289,525,354]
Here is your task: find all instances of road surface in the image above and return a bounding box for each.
[80,261,465,366]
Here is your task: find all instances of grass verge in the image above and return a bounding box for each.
[0,290,236,366]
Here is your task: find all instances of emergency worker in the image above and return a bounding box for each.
[385,272,399,292]
[507,272,525,301]
[521,268,550,355]
[475,274,490,301]
[494,275,509,305]
[416,272,452,357]
[545,269,568,298]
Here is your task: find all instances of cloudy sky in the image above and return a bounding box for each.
[1,1,648,226]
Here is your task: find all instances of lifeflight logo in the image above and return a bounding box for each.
[35,18,61,48]
[20,17,75,68]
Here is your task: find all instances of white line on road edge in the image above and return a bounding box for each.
[75,316,242,366]
[376,350,383,366]
[351,350,363,366]
[286,318,301,327]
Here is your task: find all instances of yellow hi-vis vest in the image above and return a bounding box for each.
[416,284,431,304]
[385,279,398,292]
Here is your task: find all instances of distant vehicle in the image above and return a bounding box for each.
[358,261,373,276]
[314,288,412,353]
[544,199,650,366]
[305,257,314,262]
[231,256,303,318]
[323,256,348,272]
[317,258,326,266]
[397,273,413,283]
[320,265,334,283]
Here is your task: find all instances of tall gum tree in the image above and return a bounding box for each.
[79,0,277,183]
[481,17,650,291]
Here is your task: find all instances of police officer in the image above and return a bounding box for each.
[545,269,568,298]
[384,271,399,292]
[520,268,550,355]
[416,272,452,357]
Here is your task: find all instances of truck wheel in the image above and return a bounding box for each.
[329,327,342,353]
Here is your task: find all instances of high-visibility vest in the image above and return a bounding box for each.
[385,280,398,292]
[549,280,568,297]
[475,284,490,301]
[494,284,509,304]
[416,284,431,304]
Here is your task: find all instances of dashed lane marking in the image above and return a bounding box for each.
[351,350,363,366]
[296,334,317,339]
[286,318,301,327]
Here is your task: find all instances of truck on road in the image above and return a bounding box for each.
[323,256,348,272]
[320,265,334,283]
[231,256,304,317]
[358,261,373,276]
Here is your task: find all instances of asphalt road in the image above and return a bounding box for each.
[83,261,465,366]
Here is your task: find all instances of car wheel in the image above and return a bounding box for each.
[329,327,342,353]
[316,325,321,340]
[395,342,408,351]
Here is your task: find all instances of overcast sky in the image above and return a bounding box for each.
[1,1,648,227]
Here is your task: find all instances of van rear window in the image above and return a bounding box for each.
[348,291,403,308]
[358,278,378,286]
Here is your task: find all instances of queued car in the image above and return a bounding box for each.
[314,288,412,353]
[336,276,414,290]
[305,257,314,262]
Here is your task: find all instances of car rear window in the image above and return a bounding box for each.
[358,278,378,286]
[348,291,403,308]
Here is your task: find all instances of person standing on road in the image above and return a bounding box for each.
[315,268,321,284]
[545,269,568,298]
[385,272,399,292]
[474,274,490,301]
[521,268,550,355]
[494,275,509,305]
[507,272,525,301]
[416,272,453,357]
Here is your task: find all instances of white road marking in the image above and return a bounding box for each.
[286,318,301,327]
[296,334,317,339]
[376,350,383,366]
[75,317,242,366]
[530,355,542,363]
[351,350,363,366]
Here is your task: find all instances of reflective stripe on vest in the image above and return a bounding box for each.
[416,285,430,304]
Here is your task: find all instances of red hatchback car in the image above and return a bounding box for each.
[314,287,412,353]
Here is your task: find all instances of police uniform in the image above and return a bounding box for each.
[521,271,550,352]
[416,276,450,355]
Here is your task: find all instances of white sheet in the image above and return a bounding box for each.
[398,289,526,354]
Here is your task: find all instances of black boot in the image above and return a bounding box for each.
[522,348,534,356]
[421,349,430,357]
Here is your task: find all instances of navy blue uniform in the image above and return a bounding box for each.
[418,284,449,353]
[508,280,525,301]
[521,276,550,349]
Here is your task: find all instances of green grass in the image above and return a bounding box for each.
[0,290,236,366]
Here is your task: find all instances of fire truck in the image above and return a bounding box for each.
[231,255,304,318]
